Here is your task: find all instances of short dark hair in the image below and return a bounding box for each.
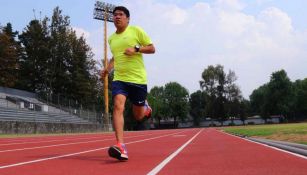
[113,6,130,17]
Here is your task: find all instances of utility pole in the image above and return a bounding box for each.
[93,1,116,131]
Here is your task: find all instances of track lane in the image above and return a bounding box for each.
[0,129,192,168]
[156,128,307,175]
[2,128,305,175]
[0,134,113,144]
[0,132,159,151]
[0,134,111,148]
[0,129,200,175]
[0,132,162,166]
[0,135,112,150]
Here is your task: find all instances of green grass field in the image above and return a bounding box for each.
[222,123,307,145]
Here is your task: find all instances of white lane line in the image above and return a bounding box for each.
[0,130,188,169]
[0,130,167,146]
[0,133,157,153]
[147,129,203,175]
[0,136,111,146]
[220,130,307,160]
[0,135,108,143]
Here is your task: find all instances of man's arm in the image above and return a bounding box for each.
[139,44,155,54]
[101,57,114,77]
[107,57,114,72]
[124,44,155,56]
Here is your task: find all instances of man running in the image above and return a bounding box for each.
[101,6,155,161]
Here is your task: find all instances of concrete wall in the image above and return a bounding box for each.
[199,117,281,127]
[0,121,104,134]
[176,116,282,128]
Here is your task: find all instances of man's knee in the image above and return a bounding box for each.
[134,114,143,121]
[113,94,126,114]
[133,105,144,121]
[114,103,125,113]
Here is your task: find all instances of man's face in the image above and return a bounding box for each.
[113,10,129,29]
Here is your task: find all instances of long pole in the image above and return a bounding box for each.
[93,1,115,131]
[103,9,110,131]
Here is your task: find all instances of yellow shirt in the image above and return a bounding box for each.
[108,26,152,84]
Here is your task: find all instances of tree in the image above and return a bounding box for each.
[200,65,243,125]
[224,70,244,125]
[189,90,207,126]
[250,70,294,122]
[67,31,98,108]
[14,7,100,112]
[266,70,293,120]
[289,78,307,121]
[163,82,189,128]
[48,6,72,97]
[250,84,271,121]
[250,84,265,114]
[148,86,167,128]
[49,7,99,108]
[0,23,19,87]
[200,65,223,122]
[200,65,225,97]
[239,99,250,125]
[18,19,50,92]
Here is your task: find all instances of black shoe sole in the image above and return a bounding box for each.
[108,146,128,161]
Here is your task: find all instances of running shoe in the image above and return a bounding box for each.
[108,143,128,161]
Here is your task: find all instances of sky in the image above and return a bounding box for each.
[1,0,307,98]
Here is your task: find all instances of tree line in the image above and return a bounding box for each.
[147,65,307,128]
[147,65,250,128]
[250,70,307,122]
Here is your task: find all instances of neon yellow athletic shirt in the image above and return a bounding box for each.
[108,26,152,85]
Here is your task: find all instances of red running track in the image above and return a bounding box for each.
[0,128,306,175]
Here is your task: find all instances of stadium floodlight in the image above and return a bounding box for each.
[93,1,116,131]
[94,1,115,21]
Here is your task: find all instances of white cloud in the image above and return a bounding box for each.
[89,0,307,98]
[258,7,293,36]
[73,27,90,40]
[255,0,274,5]
[214,0,246,11]
[164,6,187,24]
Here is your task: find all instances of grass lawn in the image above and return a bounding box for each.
[222,123,307,145]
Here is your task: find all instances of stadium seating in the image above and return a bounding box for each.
[0,107,92,124]
[0,88,98,125]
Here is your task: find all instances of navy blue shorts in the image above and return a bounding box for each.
[112,81,148,106]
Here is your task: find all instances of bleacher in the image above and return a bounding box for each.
[0,93,19,109]
[0,87,97,125]
[0,107,91,124]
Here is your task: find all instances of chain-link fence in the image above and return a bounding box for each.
[38,93,103,123]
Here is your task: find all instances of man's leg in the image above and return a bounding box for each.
[108,93,129,161]
[133,105,145,121]
[133,100,152,121]
[129,83,151,121]
[113,94,126,143]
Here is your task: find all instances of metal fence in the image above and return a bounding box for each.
[37,93,106,123]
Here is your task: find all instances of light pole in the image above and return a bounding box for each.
[93,1,116,131]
